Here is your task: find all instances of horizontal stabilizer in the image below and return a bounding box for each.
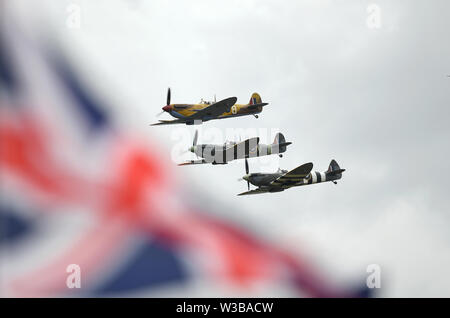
[277,142,292,148]
[247,102,269,109]
[327,168,346,175]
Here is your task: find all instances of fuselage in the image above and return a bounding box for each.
[243,172,285,187]
[191,142,290,164]
[166,102,264,121]
[246,170,343,190]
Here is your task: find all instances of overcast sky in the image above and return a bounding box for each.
[8,0,450,296]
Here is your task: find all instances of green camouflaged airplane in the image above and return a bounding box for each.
[238,159,345,195]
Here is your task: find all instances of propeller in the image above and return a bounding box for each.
[238,158,250,190]
[245,158,250,190]
[214,94,216,103]
[158,87,172,117]
[166,87,171,106]
[193,129,198,146]
[184,130,199,158]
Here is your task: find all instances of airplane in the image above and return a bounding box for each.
[238,158,345,195]
[151,88,268,126]
[178,131,292,166]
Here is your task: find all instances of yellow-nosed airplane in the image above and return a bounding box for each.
[151,88,268,126]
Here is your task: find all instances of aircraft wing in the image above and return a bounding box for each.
[150,119,187,126]
[178,159,208,166]
[190,97,237,119]
[238,163,313,196]
[237,188,270,196]
[270,162,313,187]
[225,137,260,158]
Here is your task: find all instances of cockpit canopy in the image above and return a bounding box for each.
[224,141,237,148]
[199,98,213,105]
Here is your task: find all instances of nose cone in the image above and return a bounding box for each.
[242,175,250,181]
[189,146,195,153]
[162,105,171,112]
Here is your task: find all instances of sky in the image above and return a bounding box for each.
[6,0,450,296]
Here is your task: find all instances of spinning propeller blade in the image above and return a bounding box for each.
[186,130,199,158]
[166,87,171,105]
[245,158,250,190]
[238,159,250,190]
[193,130,198,146]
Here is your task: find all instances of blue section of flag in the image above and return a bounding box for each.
[94,238,188,294]
[0,34,19,96]
[50,53,110,132]
[0,206,34,245]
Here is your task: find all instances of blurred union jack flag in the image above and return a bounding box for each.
[0,21,368,297]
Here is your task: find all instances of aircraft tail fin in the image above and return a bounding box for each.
[273,133,291,152]
[326,159,345,176]
[273,132,286,145]
[247,92,268,109]
[248,93,262,105]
